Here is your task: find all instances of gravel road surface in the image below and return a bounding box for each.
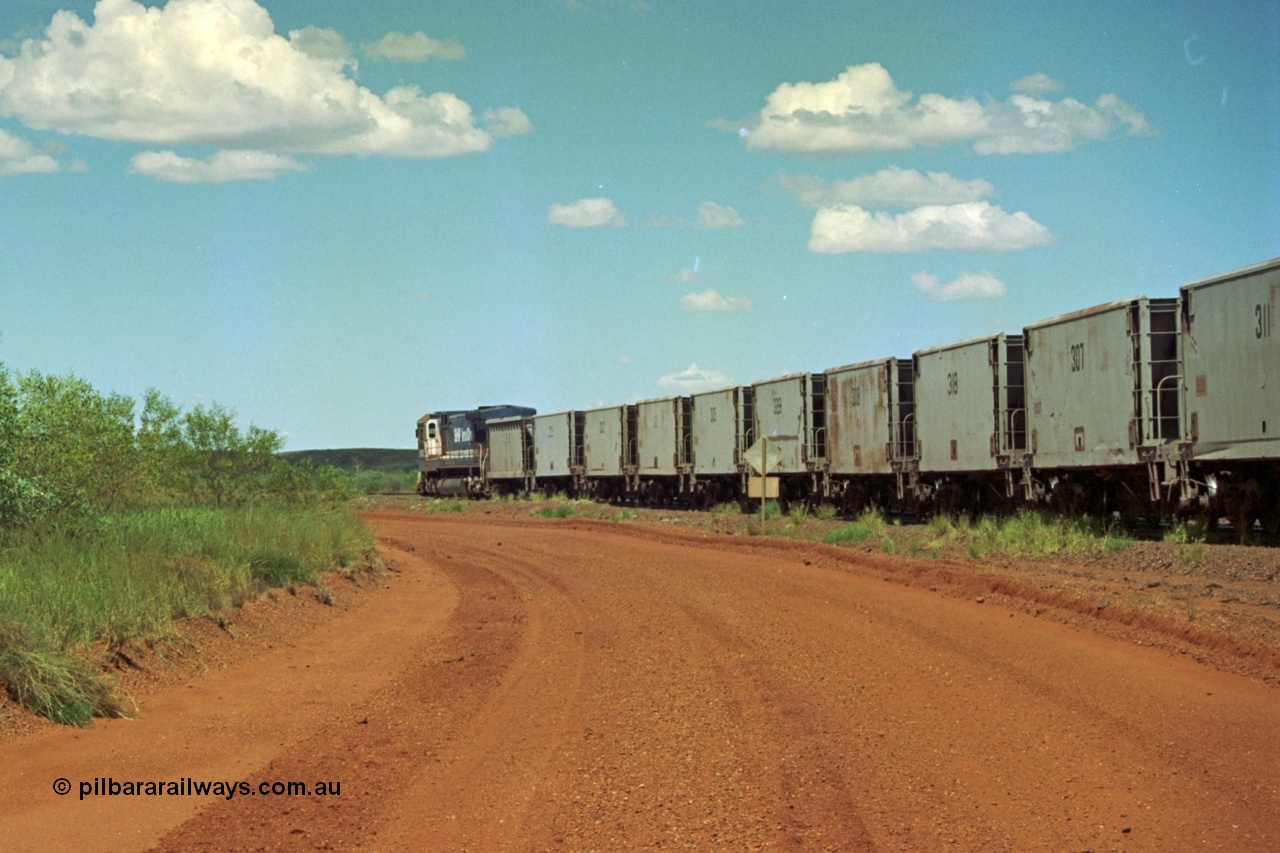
[2,509,1277,851]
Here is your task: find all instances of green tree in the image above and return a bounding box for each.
[11,370,137,517]
[135,389,186,504]
[179,403,283,505]
[0,365,52,530]
[264,456,353,504]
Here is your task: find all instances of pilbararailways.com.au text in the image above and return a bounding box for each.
[56,777,342,801]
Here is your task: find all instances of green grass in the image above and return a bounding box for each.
[0,616,122,726]
[532,492,588,519]
[821,522,875,546]
[914,510,1134,558]
[0,504,374,725]
[1165,518,1208,566]
[810,507,1134,559]
[534,504,576,519]
[820,509,890,546]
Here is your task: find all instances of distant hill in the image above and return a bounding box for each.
[280,448,418,473]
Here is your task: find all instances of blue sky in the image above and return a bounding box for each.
[1,0,1276,449]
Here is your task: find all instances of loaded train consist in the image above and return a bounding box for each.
[417,257,1280,529]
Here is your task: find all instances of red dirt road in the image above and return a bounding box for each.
[3,510,1279,851]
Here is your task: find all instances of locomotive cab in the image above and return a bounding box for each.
[418,417,443,459]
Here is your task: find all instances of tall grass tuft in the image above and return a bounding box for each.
[820,508,889,546]
[1166,518,1208,567]
[0,616,123,726]
[923,509,1133,559]
[0,504,374,724]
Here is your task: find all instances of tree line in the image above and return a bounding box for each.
[0,362,347,533]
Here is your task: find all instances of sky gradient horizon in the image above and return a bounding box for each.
[2,0,1277,449]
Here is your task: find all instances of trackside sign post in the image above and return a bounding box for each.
[744,437,782,524]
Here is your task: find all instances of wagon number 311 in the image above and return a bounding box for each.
[1257,303,1274,339]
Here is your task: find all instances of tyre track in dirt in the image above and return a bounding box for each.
[150,517,593,852]
[364,514,1278,852]
[2,510,1279,851]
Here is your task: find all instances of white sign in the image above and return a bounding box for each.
[744,438,783,475]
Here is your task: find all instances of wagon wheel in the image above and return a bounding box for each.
[1053,480,1086,518]
[1265,506,1280,537]
[840,483,864,517]
[1262,483,1280,537]
[1233,478,1261,544]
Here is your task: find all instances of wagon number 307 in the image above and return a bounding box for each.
[1070,342,1085,373]
[1258,303,1274,339]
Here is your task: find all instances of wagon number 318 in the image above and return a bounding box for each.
[1258,303,1274,339]
[1070,342,1085,373]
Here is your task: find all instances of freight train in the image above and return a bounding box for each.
[417,257,1280,531]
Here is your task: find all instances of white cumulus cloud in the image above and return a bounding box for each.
[732,62,1153,156]
[668,267,697,283]
[0,0,529,160]
[696,201,745,229]
[679,288,753,312]
[658,363,732,393]
[911,270,1008,302]
[362,31,465,63]
[547,197,626,227]
[482,106,534,138]
[0,128,63,175]
[1010,72,1064,95]
[809,201,1053,253]
[776,167,995,208]
[289,25,354,67]
[127,149,309,183]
